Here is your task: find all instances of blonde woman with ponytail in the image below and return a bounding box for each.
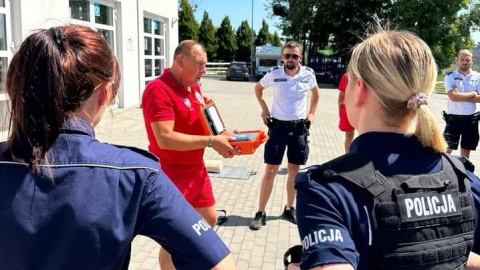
[287,28,480,270]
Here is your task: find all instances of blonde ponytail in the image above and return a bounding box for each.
[414,106,447,152]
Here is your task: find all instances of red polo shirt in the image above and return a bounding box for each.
[338,73,348,93]
[142,68,207,177]
[337,73,354,132]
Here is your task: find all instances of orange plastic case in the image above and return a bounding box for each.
[199,101,268,155]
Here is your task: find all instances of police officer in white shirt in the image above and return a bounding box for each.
[443,49,480,158]
[250,41,320,230]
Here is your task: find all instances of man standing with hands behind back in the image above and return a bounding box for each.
[249,41,319,230]
[142,40,236,270]
[443,49,480,158]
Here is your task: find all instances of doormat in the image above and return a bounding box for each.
[208,166,256,180]
[214,209,228,231]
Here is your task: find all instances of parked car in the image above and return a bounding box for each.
[329,66,347,87]
[226,62,250,81]
[308,54,347,86]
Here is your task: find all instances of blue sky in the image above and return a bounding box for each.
[193,0,282,35]
[192,0,480,44]
[472,32,480,44]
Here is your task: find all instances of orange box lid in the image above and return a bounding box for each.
[199,101,268,155]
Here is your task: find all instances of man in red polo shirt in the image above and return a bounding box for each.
[337,72,355,153]
[142,40,236,270]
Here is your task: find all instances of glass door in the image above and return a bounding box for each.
[0,0,12,139]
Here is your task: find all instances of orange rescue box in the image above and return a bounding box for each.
[199,101,268,155]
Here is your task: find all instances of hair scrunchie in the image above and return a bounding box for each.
[407,92,428,110]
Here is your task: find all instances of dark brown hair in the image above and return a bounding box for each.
[3,24,121,172]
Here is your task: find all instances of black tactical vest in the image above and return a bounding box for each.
[311,151,475,270]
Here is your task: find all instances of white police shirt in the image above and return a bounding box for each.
[444,69,480,115]
[260,65,317,121]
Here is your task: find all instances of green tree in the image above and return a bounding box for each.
[235,20,254,62]
[198,11,218,60]
[255,20,273,46]
[268,0,480,69]
[178,0,199,41]
[390,0,472,69]
[272,32,283,47]
[270,0,330,61]
[216,16,237,61]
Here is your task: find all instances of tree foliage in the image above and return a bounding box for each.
[215,16,237,62]
[390,0,471,68]
[267,0,480,69]
[178,1,284,62]
[178,0,199,41]
[235,20,254,62]
[272,32,283,47]
[198,11,218,60]
[255,20,273,46]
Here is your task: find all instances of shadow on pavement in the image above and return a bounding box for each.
[218,214,282,227]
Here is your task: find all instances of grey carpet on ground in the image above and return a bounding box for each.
[208,166,255,180]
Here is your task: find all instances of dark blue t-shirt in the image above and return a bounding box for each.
[0,119,230,270]
[295,132,480,269]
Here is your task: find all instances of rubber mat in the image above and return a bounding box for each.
[208,166,255,180]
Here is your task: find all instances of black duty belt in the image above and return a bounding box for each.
[268,118,305,128]
[442,111,480,122]
[266,117,312,136]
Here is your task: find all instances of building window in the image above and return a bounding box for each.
[143,16,166,84]
[0,0,11,138]
[69,0,89,21]
[69,0,116,50]
[69,0,118,107]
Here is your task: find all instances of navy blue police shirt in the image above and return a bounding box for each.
[0,119,230,270]
[295,132,480,269]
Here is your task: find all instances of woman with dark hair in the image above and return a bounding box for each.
[0,25,235,270]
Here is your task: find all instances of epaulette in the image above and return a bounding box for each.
[304,66,315,75]
[111,144,159,162]
[446,71,453,76]
[269,66,280,72]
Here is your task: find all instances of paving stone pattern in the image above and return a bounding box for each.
[94,77,479,270]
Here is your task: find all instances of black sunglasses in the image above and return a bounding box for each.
[283,53,300,60]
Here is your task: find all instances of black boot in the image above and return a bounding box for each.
[249,211,266,230]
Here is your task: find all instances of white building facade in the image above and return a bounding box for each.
[0,0,179,136]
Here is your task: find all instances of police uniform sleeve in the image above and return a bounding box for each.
[468,171,480,254]
[444,72,455,92]
[295,168,360,269]
[137,170,230,269]
[304,66,318,88]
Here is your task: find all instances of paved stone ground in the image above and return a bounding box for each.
[94,77,480,270]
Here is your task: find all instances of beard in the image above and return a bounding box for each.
[285,62,297,70]
[459,65,470,72]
